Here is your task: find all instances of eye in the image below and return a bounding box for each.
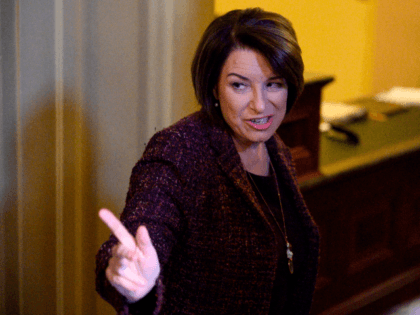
[230,82,247,91]
[266,80,287,91]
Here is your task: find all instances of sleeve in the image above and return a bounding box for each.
[95,160,185,315]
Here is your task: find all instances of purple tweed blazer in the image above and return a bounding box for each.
[96,109,320,315]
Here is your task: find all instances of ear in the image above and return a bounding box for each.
[212,87,218,101]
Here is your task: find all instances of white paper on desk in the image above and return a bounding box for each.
[321,102,367,123]
[374,87,420,106]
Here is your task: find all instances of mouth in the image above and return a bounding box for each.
[247,116,273,130]
[250,117,270,125]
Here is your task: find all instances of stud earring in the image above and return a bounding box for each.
[215,101,219,107]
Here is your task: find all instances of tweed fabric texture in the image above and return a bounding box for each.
[95,109,320,315]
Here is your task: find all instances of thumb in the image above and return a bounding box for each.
[136,225,153,253]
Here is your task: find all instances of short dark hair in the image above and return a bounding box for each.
[191,8,304,123]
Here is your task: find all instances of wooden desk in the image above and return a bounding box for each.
[300,105,420,314]
[277,73,334,181]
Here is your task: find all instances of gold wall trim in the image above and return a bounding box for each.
[74,0,84,313]
[146,0,175,138]
[15,1,24,313]
[55,0,65,313]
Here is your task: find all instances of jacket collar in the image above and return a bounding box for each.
[202,110,290,219]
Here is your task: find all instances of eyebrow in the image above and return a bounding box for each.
[226,73,284,81]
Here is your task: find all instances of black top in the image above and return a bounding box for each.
[247,168,307,314]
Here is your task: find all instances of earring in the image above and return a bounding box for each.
[215,101,219,107]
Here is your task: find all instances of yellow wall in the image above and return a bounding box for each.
[373,0,420,92]
[216,0,420,100]
[215,0,377,102]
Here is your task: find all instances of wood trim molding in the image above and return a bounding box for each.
[54,0,65,313]
[319,266,420,315]
[0,30,4,315]
[146,0,175,139]
[15,1,24,313]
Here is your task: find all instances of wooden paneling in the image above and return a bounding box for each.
[303,149,420,315]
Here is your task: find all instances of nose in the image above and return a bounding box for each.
[249,86,266,113]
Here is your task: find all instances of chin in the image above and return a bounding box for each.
[250,132,275,144]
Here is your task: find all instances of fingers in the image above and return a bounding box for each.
[112,243,135,260]
[106,260,147,290]
[135,226,160,282]
[99,209,136,252]
[136,225,153,252]
[100,210,159,302]
[108,252,146,282]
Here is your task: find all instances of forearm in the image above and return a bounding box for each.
[96,161,183,313]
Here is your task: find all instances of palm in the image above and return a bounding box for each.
[99,209,160,302]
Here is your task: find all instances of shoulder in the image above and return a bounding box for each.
[125,110,215,205]
[141,110,214,166]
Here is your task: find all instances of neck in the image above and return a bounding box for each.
[233,137,270,176]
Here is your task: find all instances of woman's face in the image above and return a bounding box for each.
[215,48,288,148]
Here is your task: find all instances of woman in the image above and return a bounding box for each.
[96,8,320,315]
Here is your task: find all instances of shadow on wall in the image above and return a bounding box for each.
[1,89,114,314]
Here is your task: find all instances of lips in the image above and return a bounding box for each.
[247,116,273,130]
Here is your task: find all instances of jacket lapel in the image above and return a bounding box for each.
[205,119,269,221]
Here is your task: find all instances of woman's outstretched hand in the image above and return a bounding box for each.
[99,209,160,303]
